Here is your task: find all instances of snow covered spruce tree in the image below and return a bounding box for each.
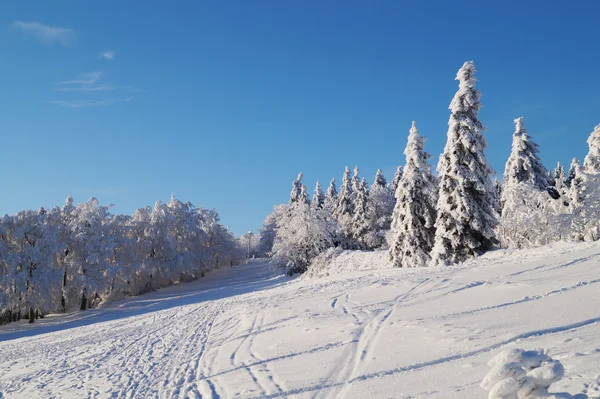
[333,166,356,248]
[583,123,600,174]
[351,178,374,249]
[389,121,437,267]
[431,61,498,265]
[289,173,305,204]
[323,178,338,212]
[368,169,395,248]
[498,117,560,248]
[311,181,325,210]
[272,175,336,274]
[570,125,600,241]
[502,117,549,194]
[390,165,403,198]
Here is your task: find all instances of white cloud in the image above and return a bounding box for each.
[99,50,116,60]
[48,97,133,108]
[13,21,77,46]
[50,71,136,108]
[55,71,104,87]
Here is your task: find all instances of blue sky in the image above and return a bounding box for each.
[2,1,600,236]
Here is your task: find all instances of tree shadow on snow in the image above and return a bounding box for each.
[0,261,288,342]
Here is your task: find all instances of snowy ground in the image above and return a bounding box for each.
[1,242,600,398]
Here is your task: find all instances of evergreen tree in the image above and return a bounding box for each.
[324,178,338,212]
[502,117,549,192]
[351,166,361,203]
[390,166,403,198]
[351,178,372,249]
[289,173,304,204]
[567,157,579,187]
[553,162,569,201]
[389,121,437,267]
[583,124,600,174]
[311,181,325,209]
[334,166,353,219]
[368,169,395,248]
[334,166,356,249]
[493,178,503,215]
[298,183,310,205]
[568,159,585,207]
[372,169,387,190]
[431,61,498,265]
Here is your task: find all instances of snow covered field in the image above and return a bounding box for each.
[1,242,599,398]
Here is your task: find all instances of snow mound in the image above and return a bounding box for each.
[482,348,587,399]
[304,247,391,278]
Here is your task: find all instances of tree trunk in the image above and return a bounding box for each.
[61,270,67,312]
[29,308,35,324]
[80,290,87,311]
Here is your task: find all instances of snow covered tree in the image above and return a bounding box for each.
[389,121,437,267]
[431,61,498,265]
[583,123,600,174]
[333,166,356,248]
[350,166,361,203]
[368,169,395,248]
[502,117,549,194]
[553,162,569,204]
[256,204,289,257]
[334,166,353,218]
[323,178,338,212]
[351,178,374,249]
[271,202,337,275]
[568,159,585,206]
[372,169,386,189]
[311,181,325,210]
[390,166,403,198]
[289,173,304,204]
[566,157,579,187]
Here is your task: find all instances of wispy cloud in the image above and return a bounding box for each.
[54,72,117,92]
[99,50,116,60]
[48,97,133,108]
[50,71,136,108]
[13,21,77,46]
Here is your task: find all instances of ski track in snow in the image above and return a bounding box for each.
[1,241,600,398]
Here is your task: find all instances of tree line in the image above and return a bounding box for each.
[0,195,242,324]
[259,61,600,274]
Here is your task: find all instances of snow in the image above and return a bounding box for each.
[1,241,600,398]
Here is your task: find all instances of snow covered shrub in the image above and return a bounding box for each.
[498,183,571,248]
[481,348,585,398]
[271,202,337,275]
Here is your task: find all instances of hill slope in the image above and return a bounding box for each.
[1,242,599,398]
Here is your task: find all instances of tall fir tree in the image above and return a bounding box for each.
[311,181,325,210]
[351,178,372,249]
[389,121,437,267]
[502,117,549,192]
[372,169,387,190]
[390,165,403,198]
[298,183,310,205]
[324,178,338,212]
[368,169,395,248]
[567,157,579,187]
[568,159,585,206]
[583,124,600,174]
[334,166,353,219]
[289,173,304,204]
[553,162,569,200]
[431,61,498,265]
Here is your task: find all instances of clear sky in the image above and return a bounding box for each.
[2,1,600,236]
